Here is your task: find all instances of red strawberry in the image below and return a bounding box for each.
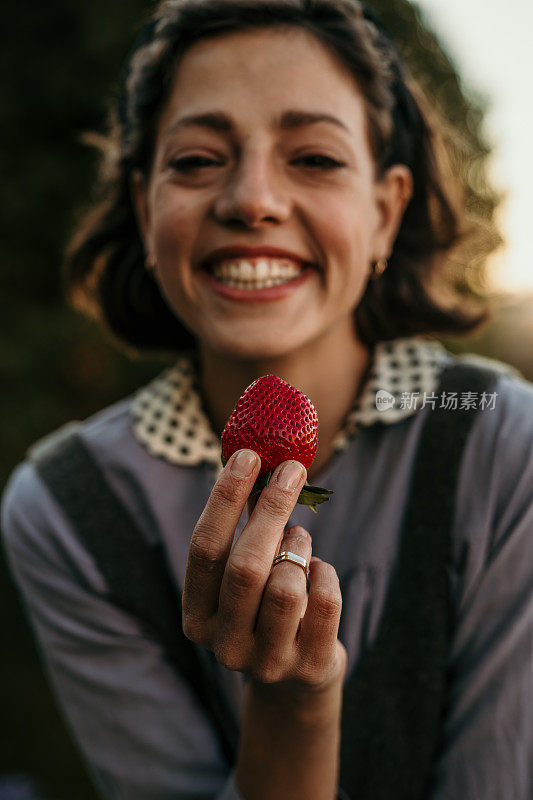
[221,375,333,512]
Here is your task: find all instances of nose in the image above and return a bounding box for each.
[213,151,291,228]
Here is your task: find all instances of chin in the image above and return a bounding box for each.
[209,332,304,362]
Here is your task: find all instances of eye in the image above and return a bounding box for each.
[168,155,223,172]
[292,154,346,170]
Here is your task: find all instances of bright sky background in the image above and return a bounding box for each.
[415,0,533,293]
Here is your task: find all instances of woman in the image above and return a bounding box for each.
[2,1,533,798]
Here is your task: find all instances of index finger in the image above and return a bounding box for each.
[182,449,261,641]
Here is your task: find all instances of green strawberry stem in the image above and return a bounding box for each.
[222,458,333,513]
[297,481,334,513]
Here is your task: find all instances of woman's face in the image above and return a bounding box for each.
[133,27,411,360]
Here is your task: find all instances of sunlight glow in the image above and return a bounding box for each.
[415,0,533,293]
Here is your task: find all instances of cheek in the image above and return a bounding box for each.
[151,191,197,256]
[149,192,204,308]
[311,194,373,265]
[310,193,374,306]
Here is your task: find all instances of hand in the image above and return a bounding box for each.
[182,449,346,695]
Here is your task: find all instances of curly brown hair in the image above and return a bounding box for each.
[65,0,498,353]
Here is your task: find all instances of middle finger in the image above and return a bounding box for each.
[215,460,307,657]
[253,525,313,675]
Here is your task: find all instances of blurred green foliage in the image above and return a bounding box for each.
[1,1,530,798]
[1,0,167,489]
[1,2,165,797]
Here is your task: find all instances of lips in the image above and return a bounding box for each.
[199,245,315,272]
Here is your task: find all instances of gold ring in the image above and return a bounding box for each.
[272,550,310,580]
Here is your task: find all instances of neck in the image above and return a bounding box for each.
[196,318,372,482]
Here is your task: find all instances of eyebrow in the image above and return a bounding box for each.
[279,110,350,133]
[164,110,351,138]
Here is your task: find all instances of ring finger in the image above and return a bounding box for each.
[253,526,312,673]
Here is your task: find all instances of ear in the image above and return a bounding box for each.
[130,169,152,255]
[372,164,413,260]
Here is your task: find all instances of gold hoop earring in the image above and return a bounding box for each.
[371,258,388,279]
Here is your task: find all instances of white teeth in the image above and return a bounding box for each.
[210,257,303,288]
[218,277,290,290]
[256,259,270,279]
[239,260,254,279]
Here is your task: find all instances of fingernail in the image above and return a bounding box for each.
[230,449,259,478]
[276,461,305,491]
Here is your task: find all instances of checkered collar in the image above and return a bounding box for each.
[131,336,451,470]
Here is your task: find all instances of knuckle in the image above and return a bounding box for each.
[296,659,331,686]
[211,476,246,506]
[188,534,225,574]
[316,561,339,582]
[314,589,342,621]
[250,660,284,685]
[226,555,265,597]
[296,643,344,689]
[260,489,293,519]
[213,640,244,672]
[267,582,301,614]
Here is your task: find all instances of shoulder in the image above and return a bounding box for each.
[439,348,533,448]
[478,367,533,528]
[1,455,111,600]
[454,354,533,474]
[1,394,153,568]
[488,367,533,451]
[449,350,533,505]
[1,386,210,579]
[24,394,136,465]
[448,358,533,593]
[2,394,132,514]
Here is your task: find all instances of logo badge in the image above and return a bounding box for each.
[375,390,395,412]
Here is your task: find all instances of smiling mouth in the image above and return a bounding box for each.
[205,256,305,289]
